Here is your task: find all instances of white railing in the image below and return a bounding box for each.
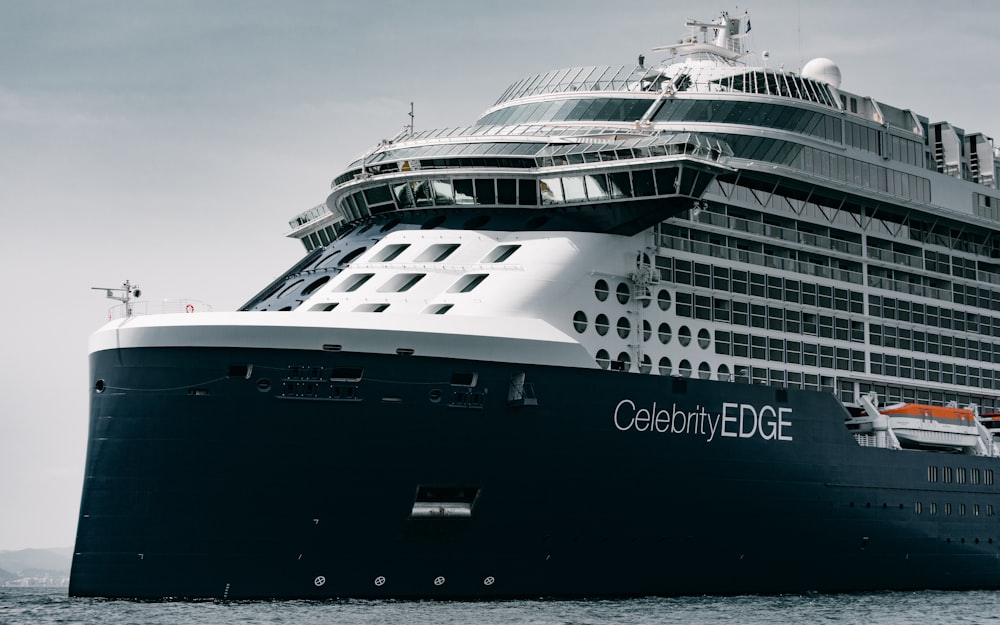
[107,299,214,320]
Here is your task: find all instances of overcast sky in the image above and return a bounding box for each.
[1,1,998,551]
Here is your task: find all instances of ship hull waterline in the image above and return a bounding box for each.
[70,345,1000,599]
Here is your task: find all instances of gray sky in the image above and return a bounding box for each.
[1,1,997,551]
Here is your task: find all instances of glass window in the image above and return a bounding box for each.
[658,357,672,376]
[497,179,517,205]
[658,323,672,344]
[678,326,692,346]
[585,174,609,200]
[563,176,587,202]
[595,279,609,301]
[540,177,564,204]
[595,314,609,336]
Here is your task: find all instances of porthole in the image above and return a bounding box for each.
[573,311,588,333]
[464,215,491,229]
[658,357,672,376]
[616,283,630,305]
[594,280,609,302]
[718,363,731,382]
[422,215,446,230]
[679,359,692,378]
[94,379,106,394]
[257,379,272,392]
[428,389,443,403]
[277,279,304,298]
[525,215,549,229]
[658,322,672,344]
[301,275,330,296]
[617,352,631,371]
[379,217,401,233]
[642,320,652,342]
[697,328,711,349]
[338,247,367,266]
[595,314,609,336]
[639,355,652,374]
[698,362,711,380]
[596,349,610,369]
[657,289,671,311]
[616,317,631,339]
[678,326,691,347]
[317,250,343,268]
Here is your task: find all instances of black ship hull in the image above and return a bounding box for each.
[70,345,1000,599]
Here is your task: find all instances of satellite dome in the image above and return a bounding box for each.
[801,57,842,89]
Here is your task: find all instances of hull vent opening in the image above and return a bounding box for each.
[410,486,480,519]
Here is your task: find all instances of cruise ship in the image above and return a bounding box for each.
[71,11,1000,599]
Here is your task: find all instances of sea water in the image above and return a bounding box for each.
[3,587,1000,625]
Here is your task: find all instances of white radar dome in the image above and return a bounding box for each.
[801,57,842,89]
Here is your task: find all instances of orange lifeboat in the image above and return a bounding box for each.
[880,403,979,450]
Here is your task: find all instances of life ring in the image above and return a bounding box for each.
[185,304,195,313]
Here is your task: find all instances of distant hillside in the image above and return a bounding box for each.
[0,548,72,576]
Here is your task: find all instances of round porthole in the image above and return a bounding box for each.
[718,364,731,382]
[642,320,652,342]
[596,349,610,369]
[658,322,672,344]
[428,389,443,403]
[678,360,692,377]
[616,317,631,339]
[698,362,711,379]
[697,328,711,349]
[657,289,671,311]
[678,326,691,347]
[658,357,672,376]
[616,282,630,305]
[573,311,588,333]
[94,379,106,393]
[257,379,272,392]
[595,314,609,336]
[616,352,631,371]
[594,279,609,302]
[639,355,652,374]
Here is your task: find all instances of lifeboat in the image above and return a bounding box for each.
[980,413,1000,440]
[880,403,980,450]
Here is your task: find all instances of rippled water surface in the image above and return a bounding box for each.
[3,587,1000,625]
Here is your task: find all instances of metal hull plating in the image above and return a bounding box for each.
[70,346,1000,599]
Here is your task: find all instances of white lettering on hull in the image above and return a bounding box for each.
[613,400,792,442]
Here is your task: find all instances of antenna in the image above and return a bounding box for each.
[405,101,414,135]
[92,280,141,318]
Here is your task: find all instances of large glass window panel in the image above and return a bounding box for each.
[540,177,564,204]
[654,167,677,194]
[497,178,517,205]
[609,172,632,198]
[633,169,655,196]
[518,179,538,205]
[585,174,610,200]
[577,98,611,121]
[430,180,455,205]
[453,179,474,205]
[562,176,587,202]
[564,99,595,121]
[474,179,496,204]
